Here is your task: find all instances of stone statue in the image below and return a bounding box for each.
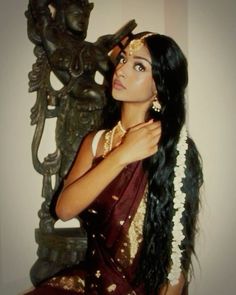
[25,0,136,285]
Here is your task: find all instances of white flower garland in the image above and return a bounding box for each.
[168,125,188,286]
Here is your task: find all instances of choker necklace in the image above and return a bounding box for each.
[103,121,127,157]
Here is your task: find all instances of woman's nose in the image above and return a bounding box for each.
[115,63,126,78]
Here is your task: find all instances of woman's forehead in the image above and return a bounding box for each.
[124,44,152,63]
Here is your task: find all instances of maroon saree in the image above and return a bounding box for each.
[25,160,148,295]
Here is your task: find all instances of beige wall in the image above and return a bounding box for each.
[188,0,236,293]
[0,0,235,294]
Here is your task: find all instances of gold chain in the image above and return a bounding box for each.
[103,121,126,157]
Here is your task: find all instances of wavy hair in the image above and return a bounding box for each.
[103,33,203,294]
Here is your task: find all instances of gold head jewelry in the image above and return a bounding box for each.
[128,33,154,55]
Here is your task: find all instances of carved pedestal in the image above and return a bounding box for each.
[30,228,87,286]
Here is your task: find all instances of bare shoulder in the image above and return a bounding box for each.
[74,131,96,165]
[94,130,106,159]
[81,131,96,151]
[64,132,96,187]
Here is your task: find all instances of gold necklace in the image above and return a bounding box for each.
[117,121,126,136]
[103,121,126,157]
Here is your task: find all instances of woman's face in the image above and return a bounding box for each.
[112,43,156,107]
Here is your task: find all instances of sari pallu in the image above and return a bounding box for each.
[25,160,148,295]
[80,160,148,294]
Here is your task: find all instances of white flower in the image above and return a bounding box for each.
[168,125,188,286]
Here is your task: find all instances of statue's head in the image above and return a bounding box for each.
[60,0,94,38]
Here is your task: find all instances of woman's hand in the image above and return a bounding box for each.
[114,120,161,165]
[56,121,161,220]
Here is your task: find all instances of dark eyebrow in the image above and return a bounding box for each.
[133,55,152,65]
[120,50,152,65]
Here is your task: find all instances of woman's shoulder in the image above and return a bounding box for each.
[80,131,96,150]
[91,130,105,156]
[82,129,106,159]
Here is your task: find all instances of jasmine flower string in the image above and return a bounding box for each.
[168,125,188,286]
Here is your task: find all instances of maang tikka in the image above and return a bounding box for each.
[128,33,154,55]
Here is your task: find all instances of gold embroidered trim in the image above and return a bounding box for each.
[107,283,117,292]
[46,275,85,293]
[95,270,101,278]
[128,185,148,261]
[88,208,98,214]
[112,195,119,200]
[114,185,148,268]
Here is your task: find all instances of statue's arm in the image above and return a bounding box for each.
[95,20,137,54]
[29,0,61,55]
[28,0,71,84]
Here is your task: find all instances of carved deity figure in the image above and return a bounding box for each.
[27,0,136,178]
[26,0,136,285]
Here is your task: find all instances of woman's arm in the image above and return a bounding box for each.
[56,120,161,221]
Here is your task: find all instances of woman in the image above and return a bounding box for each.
[25,32,203,295]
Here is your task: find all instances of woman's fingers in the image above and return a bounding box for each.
[118,119,162,162]
[138,121,161,143]
[126,121,161,145]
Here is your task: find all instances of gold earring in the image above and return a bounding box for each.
[152,96,161,112]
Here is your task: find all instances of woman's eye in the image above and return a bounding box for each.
[117,55,126,64]
[134,63,145,72]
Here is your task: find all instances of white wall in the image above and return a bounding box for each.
[188,1,236,294]
[0,1,42,294]
[0,1,235,294]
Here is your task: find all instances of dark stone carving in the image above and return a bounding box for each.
[26,0,136,286]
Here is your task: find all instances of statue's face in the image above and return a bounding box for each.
[65,3,93,37]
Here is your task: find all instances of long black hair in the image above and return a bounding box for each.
[103,33,203,294]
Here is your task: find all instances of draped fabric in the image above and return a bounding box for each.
[25,160,148,295]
